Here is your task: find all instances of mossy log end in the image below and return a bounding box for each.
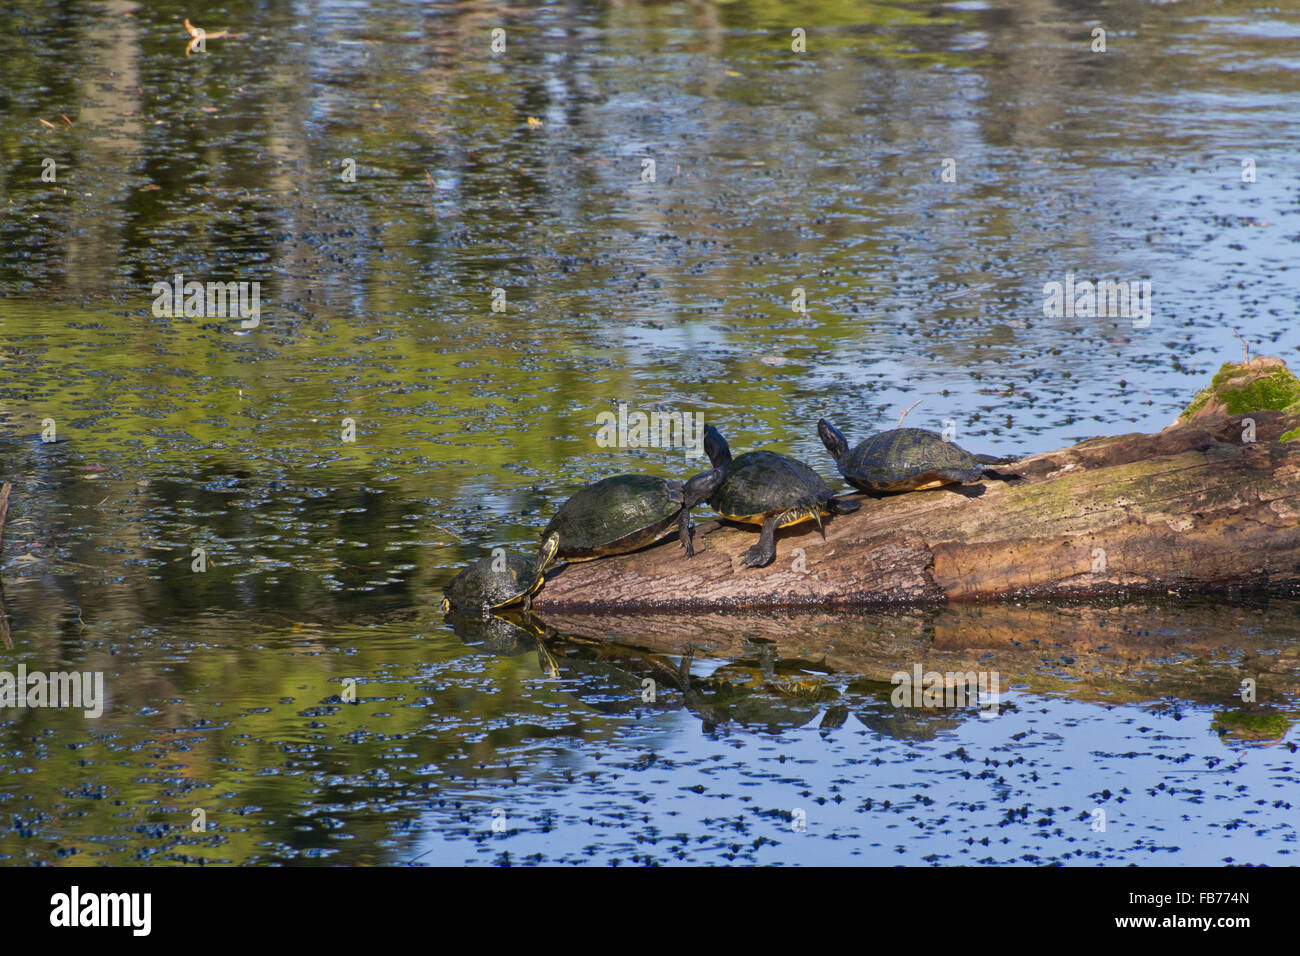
[532,413,1300,613]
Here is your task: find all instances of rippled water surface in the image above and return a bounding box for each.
[0,0,1298,865]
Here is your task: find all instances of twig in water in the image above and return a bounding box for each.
[184,18,241,56]
[402,844,436,866]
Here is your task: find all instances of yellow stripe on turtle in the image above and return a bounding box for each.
[719,509,826,528]
[911,479,948,490]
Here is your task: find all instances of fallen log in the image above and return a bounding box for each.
[532,411,1300,612]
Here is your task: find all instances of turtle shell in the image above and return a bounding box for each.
[710,451,835,524]
[840,428,984,492]
[442,551,544,612]
[544,474,684,559]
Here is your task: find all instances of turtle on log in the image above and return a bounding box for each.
[817,419,1013,495]
[703,424,860,569]
[543,470,723,561]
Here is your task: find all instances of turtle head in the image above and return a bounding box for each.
[682,466,725,507]
[535,531,560,578]
[702,425,732,469]
[817,418,850,462]
[440,597,452,615]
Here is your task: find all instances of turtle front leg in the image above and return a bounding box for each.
[742,516,779,568]
[678,508,694,557]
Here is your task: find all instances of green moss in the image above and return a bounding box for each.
[1281,428,1300,443]
[1179,360,1300,421]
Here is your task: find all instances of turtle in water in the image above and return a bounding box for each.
[440,533,559,616]
[817,419,1008,495]
[703,425,860,569]
[542,470,723,560]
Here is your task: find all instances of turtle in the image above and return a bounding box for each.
[440,533,559,616]
[702,424,860,569]
[817,419,1008,495]
[542,470,724,561]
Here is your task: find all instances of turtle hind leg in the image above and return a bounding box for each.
[742,515,780,568]
[981,467,1022,483]
[828,495,861,515]
[936,468,985,486]
[803,501,825,539]
[677,507,694,557]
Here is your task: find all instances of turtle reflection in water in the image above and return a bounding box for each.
[443,608,540,657]
[847,677,967,741]
[686,640,844,732]
[443,609,562,677]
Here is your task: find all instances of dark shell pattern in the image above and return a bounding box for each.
[841,428,984,490]
[543,474,682,556]
[443,552,541,611]
[712,450,835,518]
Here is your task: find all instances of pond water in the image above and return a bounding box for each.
[0,0,1297,865]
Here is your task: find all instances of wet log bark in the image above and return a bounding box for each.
[532,412,1300,612]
